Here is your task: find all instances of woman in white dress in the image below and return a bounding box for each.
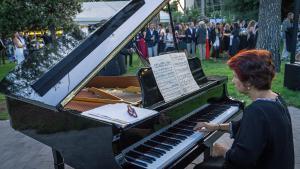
[13,32,25,64]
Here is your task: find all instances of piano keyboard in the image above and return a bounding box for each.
[122,104,239,169]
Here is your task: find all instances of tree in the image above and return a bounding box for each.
[31,0,81,40]
[256,0,282,72]
[223,0,259,20]
[0,0,81,40]
[0,1,28,37]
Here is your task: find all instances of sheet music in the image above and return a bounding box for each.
[149,56,184,102]
[149,52,199,102]
[82,103,159,128]
[169,53,200,94]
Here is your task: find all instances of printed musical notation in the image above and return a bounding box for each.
[149,52,200,102]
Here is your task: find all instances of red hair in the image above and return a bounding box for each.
[227,50,275,90]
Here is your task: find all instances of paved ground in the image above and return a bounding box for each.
[0,107,299,169]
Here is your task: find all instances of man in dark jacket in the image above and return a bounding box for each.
[282,12,294,60]
[145,23,159,57]
[185,22,196,57]
[196,21,207,60]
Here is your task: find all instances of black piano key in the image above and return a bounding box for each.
[185,105,232,124]
[174,124,194,131]
[142,144,168,155]
[134,145,165,157]
[123,162,146,169]
[183,119,199,123]
[167,128,194,136]
[151,136,181,146]
[125,157,148,167]
[144,140,173,151]
[126,151,155,163]
[201,115,214,121]
[161,132,187,140]
[172,127,195,134]
[144,145,166,154]
[180,121,197,126]
[159,134,182,143]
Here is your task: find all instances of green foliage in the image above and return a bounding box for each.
[0,0,82,38]
[223,0,259,21]
[171,7,201,23]
[222,11,234,24]
[186,7,201,22]
[208,11,221,18]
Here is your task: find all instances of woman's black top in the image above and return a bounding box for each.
[225,96,294,169]
[222,30,231,51]
[246,32,256,49]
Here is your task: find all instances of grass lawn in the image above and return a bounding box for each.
[0,62,16,120]
[0,54,299,120]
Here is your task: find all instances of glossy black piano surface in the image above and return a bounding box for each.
[0,0,244,169]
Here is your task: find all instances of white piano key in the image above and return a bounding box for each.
[122,105,239,169]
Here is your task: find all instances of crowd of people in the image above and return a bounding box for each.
[0,13,299,67]
[135,19,259,62]
[134,12,300,64]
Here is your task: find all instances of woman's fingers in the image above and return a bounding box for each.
[193,122,209,131]
[194,122,218,132]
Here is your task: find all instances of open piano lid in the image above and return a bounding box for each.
[0,0,170,110]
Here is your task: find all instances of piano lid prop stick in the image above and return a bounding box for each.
[88,87,123,100]
[73,97,132,105]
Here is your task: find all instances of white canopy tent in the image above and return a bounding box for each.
[160,11,170,23]
[74,1,128,25]
[74,1,171,26]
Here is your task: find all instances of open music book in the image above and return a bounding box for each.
[82,103,159,128]
[149,52,200,102]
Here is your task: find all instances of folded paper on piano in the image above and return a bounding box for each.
[82,103,159,128]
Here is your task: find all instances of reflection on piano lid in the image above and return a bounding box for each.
[0,0,170,110]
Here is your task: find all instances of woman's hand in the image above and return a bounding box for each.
[211,143,228,157]
[193,122,218,132]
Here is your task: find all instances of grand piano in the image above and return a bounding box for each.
[0,0,244,169]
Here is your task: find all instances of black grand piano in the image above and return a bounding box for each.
[0,0,244,169]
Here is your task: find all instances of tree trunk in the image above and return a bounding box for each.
[201,0,205,16]
[256,0,282,72]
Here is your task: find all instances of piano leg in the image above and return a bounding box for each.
[52,149,65,169]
